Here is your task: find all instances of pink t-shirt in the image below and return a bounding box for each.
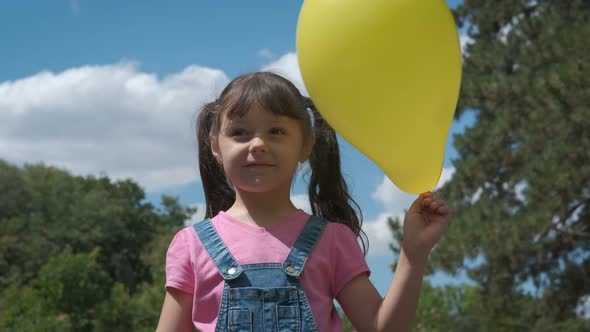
[165,209,370,331]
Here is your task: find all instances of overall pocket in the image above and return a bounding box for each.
[276,305,300,332]
[229,309,252,332]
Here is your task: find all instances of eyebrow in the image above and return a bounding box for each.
[227,117,285,124]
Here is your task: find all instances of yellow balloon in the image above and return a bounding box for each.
[297,0,462,194]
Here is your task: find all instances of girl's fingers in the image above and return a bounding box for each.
[423,198,441,209]
[419,194,451,217]
[437,206,450,215]
[428,199,449,213]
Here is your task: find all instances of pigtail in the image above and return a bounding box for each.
[197,101,235,218]
[304,97,369,255]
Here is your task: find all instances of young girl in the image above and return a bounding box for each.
[156,72,451,332]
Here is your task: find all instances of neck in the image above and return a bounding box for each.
[226,186,299,228]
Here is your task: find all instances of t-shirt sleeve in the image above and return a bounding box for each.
[165,228,195,294]
[330,224,371,297]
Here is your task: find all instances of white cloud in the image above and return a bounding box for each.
[363,212,400,256]
[0,62,229,192]
[458,22,475,57]
[437,167,456,189]
[471,179,527,207]
[576,294,590,319]
[257,48,276,60]
[515,180,528,203]
[372,179,418,217]
[497,14,525,44]
[471,187,483,204]
[291,194,312,214]
[372,167,455,215]
[460,33,474,56]
[260,52,308,96]
[185,202,207,226]
[365,167,456,256]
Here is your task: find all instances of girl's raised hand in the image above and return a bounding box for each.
[401,192,452,262]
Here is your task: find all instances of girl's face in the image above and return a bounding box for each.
[211,105,313,194]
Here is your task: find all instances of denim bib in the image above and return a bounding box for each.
[194,215,327,332]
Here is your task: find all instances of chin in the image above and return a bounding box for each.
[231,181,269,192]
[234,181,290,195]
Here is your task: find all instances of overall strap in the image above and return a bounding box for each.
[193,220,243,280]
[282,215,328,278]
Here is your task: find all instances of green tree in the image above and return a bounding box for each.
[36,249,111,330]
[0,160,193,331]
[0,285,73,332]
[390,0,590,331]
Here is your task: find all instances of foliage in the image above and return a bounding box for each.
[0,160,193,331]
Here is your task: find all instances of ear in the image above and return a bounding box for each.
[300,133,316,162]
[210,135,222,164]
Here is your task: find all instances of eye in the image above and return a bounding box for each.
[229,128,247,137]
[269,127,286,135]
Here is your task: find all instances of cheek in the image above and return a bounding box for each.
[217,137,241,157]
[217,143,246,173]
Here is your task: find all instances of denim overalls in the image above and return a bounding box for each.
[194,215,327,332]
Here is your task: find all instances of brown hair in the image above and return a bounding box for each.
[196,72,368,254]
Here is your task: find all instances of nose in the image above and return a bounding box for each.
[249,136,267,153]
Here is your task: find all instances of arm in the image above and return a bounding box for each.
[337,249,426,332]
[156,288,194,332]
[338,192,450,332]
[376,250,427,331]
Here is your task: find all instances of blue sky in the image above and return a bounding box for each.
[0,0,471,296]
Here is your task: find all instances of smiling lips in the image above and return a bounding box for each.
[244,163,276,167]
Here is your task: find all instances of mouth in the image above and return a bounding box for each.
[244,163,276,167]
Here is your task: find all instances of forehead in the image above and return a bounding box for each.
[223,107,294,125]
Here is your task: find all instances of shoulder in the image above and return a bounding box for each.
[173,224,199,241]
[314,219,362,251]
[312,219,370,294]
[322,220,358,238]
[167,224,203,253]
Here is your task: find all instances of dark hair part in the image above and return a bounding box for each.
[196,71,368,254]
